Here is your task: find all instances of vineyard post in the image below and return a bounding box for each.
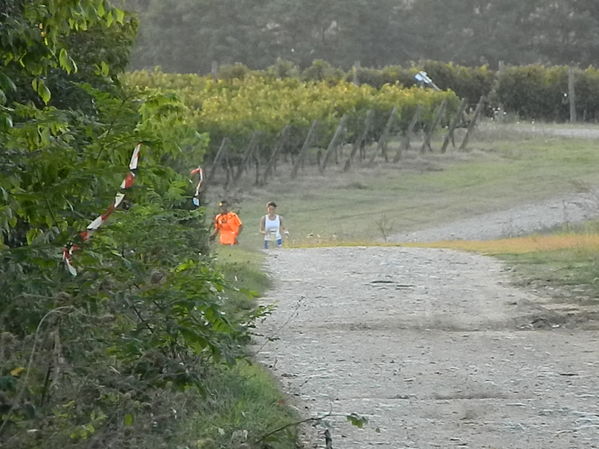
[206,137,229,183]
[244,132,260,172]
[420,99,447,153]
[399,104,421,155]
[392,133,404,164]
[253,144,262,185]
[291,120,318,179]
[320,115,347,174]
[262,125,290,185]
[223,150,233,190]
[359,110,374,160]
[368,106,397,165]
[459,96,485,151]
[441,97,467,153]
[344,109,373,171]
[233,131,259,184]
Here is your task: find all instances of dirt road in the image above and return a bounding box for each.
[255,246,599,448]
[254,125,599,448]
[388,191,599,243]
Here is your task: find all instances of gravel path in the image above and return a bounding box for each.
[388,191,599,243]
[254,190,599,448]
[504,123,599,140]
[255,247,599,449]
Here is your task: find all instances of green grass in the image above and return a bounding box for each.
[215,245,271,311]
[182,361,300,449]
[223,124,599,248]
[492,220,599,303]
[174,245,300,449]
[497,249,599,302]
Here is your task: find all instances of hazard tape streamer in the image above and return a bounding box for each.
[62,143,142,276]
[190,166,203,207]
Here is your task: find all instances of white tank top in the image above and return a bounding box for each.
[264,214,281,241]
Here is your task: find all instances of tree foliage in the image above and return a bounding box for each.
[1,2,261,448]
[126,0,599,73]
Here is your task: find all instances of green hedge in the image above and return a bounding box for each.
[130,60,599,132]
[207,60,599,123]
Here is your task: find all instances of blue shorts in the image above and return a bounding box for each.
[264,238,282,249]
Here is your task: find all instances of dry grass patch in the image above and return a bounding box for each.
[405,233,599,255]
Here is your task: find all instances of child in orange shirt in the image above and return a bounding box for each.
[210,200,243,245]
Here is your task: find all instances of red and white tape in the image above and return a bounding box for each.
[190,166,204,206]
[62,143,142,276]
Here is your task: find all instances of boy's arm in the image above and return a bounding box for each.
[280,216,289,236]
[236,214,243,235]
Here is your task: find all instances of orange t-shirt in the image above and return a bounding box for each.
[214,212,242,245]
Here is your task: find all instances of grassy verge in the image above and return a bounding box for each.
[498,247,599,303]
[173,245,300,449]
[182,361,299,449]
[215,245,272,311]
[491,221,599,304]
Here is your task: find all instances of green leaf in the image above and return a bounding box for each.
[238,287,259,299]
[59,48,76,73]
[123,413,134,426]
[69,56,78,73]
[31,78,51,104]
[346,413,368,428]
[115,8,125,24]
[178,326,209,352]
[99,61,110,77]
[0,111,13,130]
[26,228,41,245]
[0,71,17,93]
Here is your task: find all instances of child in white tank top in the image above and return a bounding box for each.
[259,201,287,249]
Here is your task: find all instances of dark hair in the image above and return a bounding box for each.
[218,200,228,207]
[267,201,277,208]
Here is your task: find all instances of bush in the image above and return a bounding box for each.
[495,65,568,121]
